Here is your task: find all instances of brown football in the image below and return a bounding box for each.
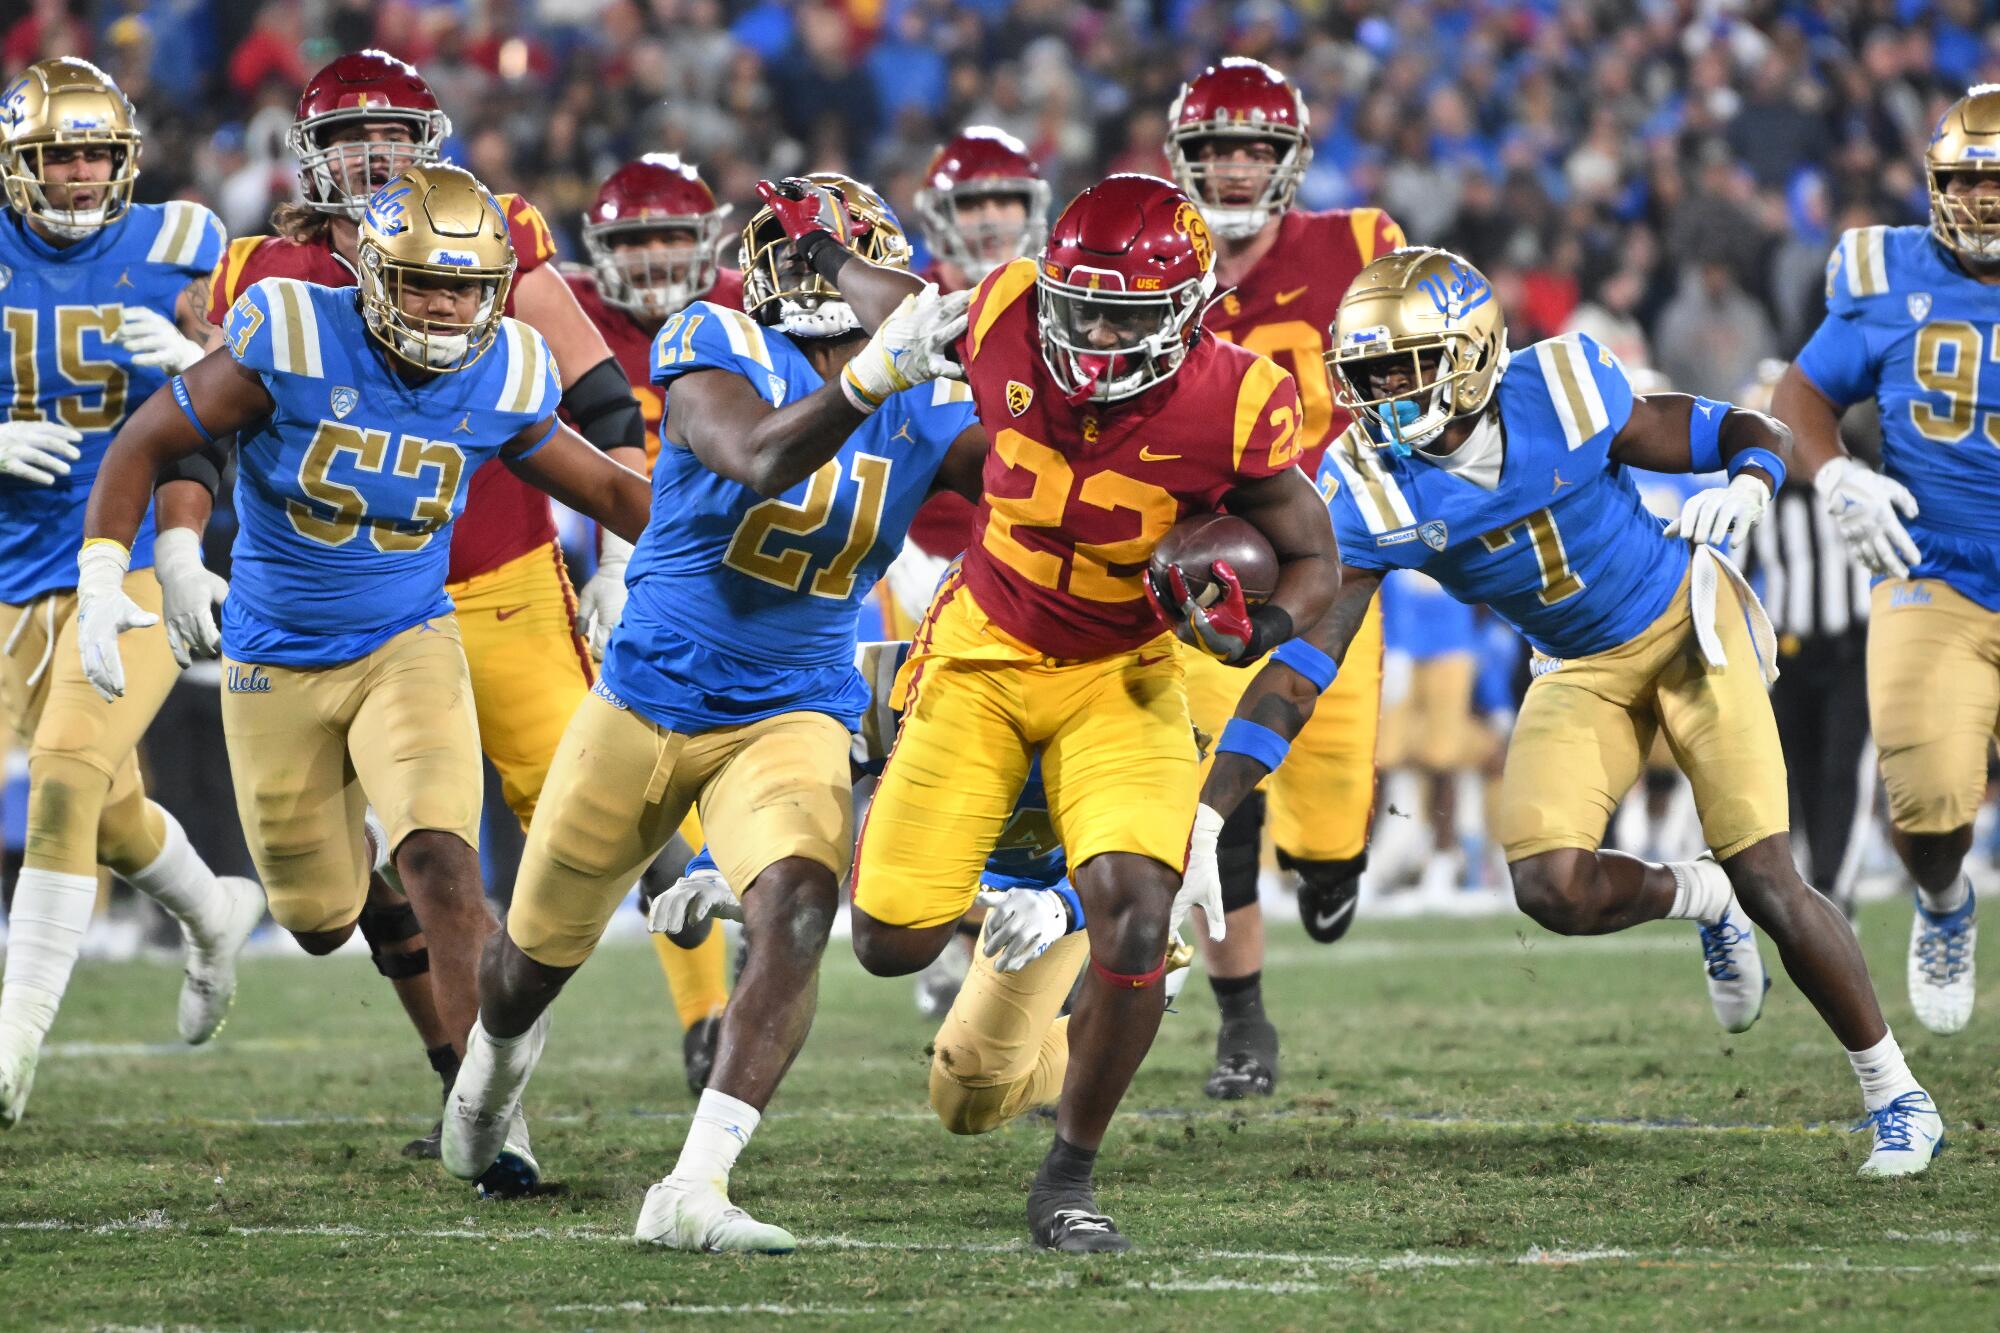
[1149,512,1279,607]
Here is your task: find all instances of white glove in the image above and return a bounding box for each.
[1814,456,1921,579]
[577,530,633,661]
[974,883,1078,973]
[1171,803,1228,942]
[646,866,741,936]
[839,284,971,413]
[113,305,205,373]
[151,527,226,668]
[75,540,158,701]
[1663,473,1770,552]
[0,419,83,486]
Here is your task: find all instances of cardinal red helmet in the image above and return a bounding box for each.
[288,50,450,218]
[913,126,1050,283]
[1036,174,1217,405]
[582,155,733,321]
[1165,57,1311,241]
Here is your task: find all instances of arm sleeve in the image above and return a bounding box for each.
[499,194,559,277]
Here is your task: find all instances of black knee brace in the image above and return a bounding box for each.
[1218,790,1266,915]
[358,900,429,979]
[1280,848,1367,944]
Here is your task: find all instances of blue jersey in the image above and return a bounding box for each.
[0,202,224,602]
[1381,569,1479,660]
[1795,224,2000,608]
[603,300,976,734]
[221,278,559,667]
[1325,332,1686,660]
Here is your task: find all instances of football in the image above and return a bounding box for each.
[1149,512,1279,607]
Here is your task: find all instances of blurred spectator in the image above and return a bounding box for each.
[1655,260,1778,400]
[226,0,308,103]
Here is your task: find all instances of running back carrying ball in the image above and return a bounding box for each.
[1145,512,1284,664]
[1149,513,1278,606]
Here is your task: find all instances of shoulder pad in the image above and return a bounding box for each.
[145,199,226,272]
[1825,226,1897,315]
[654,301,779,382]
[1526,331,1633,451]
[492,317,559,418]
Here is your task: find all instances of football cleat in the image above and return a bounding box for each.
[682,1015,721,1096]
[634,1176,796,1253]
[1856,1089,1946,1177]
[0,1031,39,1130]
[913,937,970,1019]
[1908,888,1976,1035]
[1296,870,1359,944]
[441,1012,548,1182]
[178,876,267,1045]
[475,1110,540,1200]
[402,1118,443,1160]
[1027,1183,1131,1254]
[1697,900,1770,1033]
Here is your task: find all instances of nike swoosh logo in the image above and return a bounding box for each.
[1312,899,1356,934]
[495,605,530,621]
[1135,652,1171,666]
[1138,446,1181,462]
[1274,286,1309,306]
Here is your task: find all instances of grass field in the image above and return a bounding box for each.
[2,901,1997,1330]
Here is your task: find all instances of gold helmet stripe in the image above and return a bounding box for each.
[715,305,773,370]
[1534,334,1610,451]
[1840,226,1890,299]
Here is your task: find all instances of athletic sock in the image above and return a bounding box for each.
[427,1042,462,1094]
[1846,1028,1923,1112]
[1917,874,1971,918]
[671,1088,760,1192]
[1209,970,1265,1024]
[0,869,98,1047]
[1034,1133,1097,1193]
[122,808,226,941]
[1665,858,1732,925]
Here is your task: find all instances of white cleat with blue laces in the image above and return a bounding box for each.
[635,1176,797,1253]
[1908,889,1976,1035]
[1857,1089,1945,1177]
[1697,900,1770,1033]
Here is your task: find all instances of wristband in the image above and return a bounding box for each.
[1272,637,1338,692]
[795,230,853,284]
[1727,446,1786,494]
[1051,880,1086,933]
[169,375,215,444]
[1686,397,1730,473]
[1216,717,1291,773]
[1242,603,1295,660]
[840,361,884,415]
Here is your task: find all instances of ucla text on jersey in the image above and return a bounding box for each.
[0,201,223,602]
[601,299,975,734]
[1326,331,1686,659]
[1797,224,2000,608]
[220,276,559,667]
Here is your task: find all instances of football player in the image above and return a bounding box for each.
[568,153,741,1091]
[196,50,647,1154]
[1165,58,1405,1098]
[1192,246,1944,1177]
[80,163,655,1198]
[440,175,983,1251]
[1772,85,2000,1034]
[0,58,262,1128]
[848,174,1341,1252]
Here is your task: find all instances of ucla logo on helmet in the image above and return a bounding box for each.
[1415,262,1491,325]
[0,77,28,128]
[1419,520,1449,551]
[430,248,479,267]
[330,386,359,419]
[364,182,413,234]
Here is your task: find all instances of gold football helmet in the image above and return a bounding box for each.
[356,164,515,373]
[740,172,911,337]
[1327,246,1507,454]
[1927,85,2000,259]
[0,57,141,238]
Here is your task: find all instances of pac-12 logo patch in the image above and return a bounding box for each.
[1908,292,1933,321]
[330,386,359,419]
[1419,519,1449,551]
[1006,380,1033,416]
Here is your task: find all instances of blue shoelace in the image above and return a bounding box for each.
[1854,1090,1933,1153]
[1914,908,1973,986]
[1698,917,1751,981]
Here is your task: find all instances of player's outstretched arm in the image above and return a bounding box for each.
[755,177,926,332]
[503,420,652,545]
[1612,393,1791,551]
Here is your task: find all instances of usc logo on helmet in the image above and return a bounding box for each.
[1174,201,1213,272]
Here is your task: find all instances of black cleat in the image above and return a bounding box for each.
[1297,874,1359,944]
[1028,1183,1131,1254]
[1204,1016,1278,1100]
[682,1015,721,1096]
[402,1118,443,1159]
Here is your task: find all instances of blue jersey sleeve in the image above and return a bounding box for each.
[1318,457,1392,572]
[1578,332,1635,443]
[1794,312,1876,409]
[486,318,561,424]
[652,301,779,396]
[187,203,227,276]
[222,279,282,378]
[896,377,979,449]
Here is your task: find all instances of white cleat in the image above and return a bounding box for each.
[0,1033,39,1130]
[1697,900,1770,1033]
[178,876,267,1045]
[635,1176,796,1253]
[1908,889,1976,1035]
[1857,1089,1946,1177]
[441,1013,548,1182]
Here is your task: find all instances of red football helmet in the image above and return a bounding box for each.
[1036,174,1217,405]
[913,126,1050,283]
[288,50,450,218]
[1165,57,1311,241]
[582,155,732,321]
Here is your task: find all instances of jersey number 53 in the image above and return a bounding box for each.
[287,421,467,553]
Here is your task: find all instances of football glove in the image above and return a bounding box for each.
[754,177,854,247]
[112,305,205,373]
[1171,803,1228,941]
[577,530,633,661]
[974,884,1079,974]
[75,540,159,701]
[840,285,970,413]
[646,866,741,936]
[0,419,82,486]
[1147,560,1261,664]
[151,527,227,667]
[1814,456,1921,579]
[1663,473,1770,552]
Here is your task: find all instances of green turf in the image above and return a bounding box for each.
[3,902,1997,1330]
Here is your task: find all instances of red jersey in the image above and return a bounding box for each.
[958,258,1302,660]
[1204,206,1404,474]
[561,265,744,469]
[208,193,565,586]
